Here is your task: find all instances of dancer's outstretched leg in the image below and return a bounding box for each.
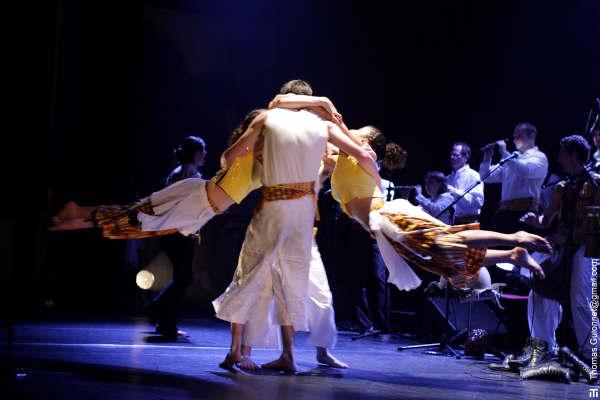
[346,197,552,255]
[50,201,97,230]
[459,230,552,254]
[55,201,96,219]
[50,181,235,233]
[484,247,545,278]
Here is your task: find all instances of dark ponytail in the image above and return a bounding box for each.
[174,136,206,164]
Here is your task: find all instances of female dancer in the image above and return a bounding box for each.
[268,94,550,290]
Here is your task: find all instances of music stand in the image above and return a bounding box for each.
[397,284,461,358]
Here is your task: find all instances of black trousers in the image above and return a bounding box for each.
[335,216,390,332]
[149,233,195,330]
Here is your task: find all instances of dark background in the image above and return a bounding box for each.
[31,0,600,317]
[47,0,600,198]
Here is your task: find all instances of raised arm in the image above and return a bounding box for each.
[520,181,565,228]
[221,111,268,168]
[269,94,337,114]
[479,143,505,184]
[326,122,381,185]
[269,94,367,145]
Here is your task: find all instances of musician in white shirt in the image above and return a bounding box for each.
[479,122,548,233]
[446,142,484,224]
[415,171,454,224]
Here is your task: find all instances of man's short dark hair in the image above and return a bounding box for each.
[560,134,591,164]
[515,122,538,139]
[279,79,313,96]
[453,141,471,160]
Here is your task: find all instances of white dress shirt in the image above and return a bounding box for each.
[446,164,484,218]
[380,178,395,201]
[415,192,454,224]
[479,146,548,202]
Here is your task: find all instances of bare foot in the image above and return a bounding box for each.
[261,353,298,373]
[514,231,553,254]
[56,201,82,219]
[510,247,545,279]
[49,217,94,231]
[238,356,260,371]
[316,348,348,368]
[219,351,241,371]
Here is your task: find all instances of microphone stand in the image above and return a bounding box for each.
[584,97,599,141]
[435,152,519,219]
[398,154,518,357]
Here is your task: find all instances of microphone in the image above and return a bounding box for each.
[498,151,519,165]
[480,138,509,151]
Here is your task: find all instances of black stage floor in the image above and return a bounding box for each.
[1,318,595,399]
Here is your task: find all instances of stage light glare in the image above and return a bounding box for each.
[495,263,515,271]
[136,269,155,290]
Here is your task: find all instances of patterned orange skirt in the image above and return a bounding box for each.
[380,212,486,282]
[92,200,177,240]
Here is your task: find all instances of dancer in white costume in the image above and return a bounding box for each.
[239,148,348,370]
[213,105,379,372]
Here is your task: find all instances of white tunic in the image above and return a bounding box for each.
[213,109,328,337]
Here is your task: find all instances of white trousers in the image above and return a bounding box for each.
[528,245,595,357]
[304,241,337,348]
[212,197,315,346]
[241,240,338,349]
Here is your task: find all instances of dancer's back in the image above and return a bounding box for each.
[261,108,328,186]
[213,108,329,338]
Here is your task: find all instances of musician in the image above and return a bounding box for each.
[144,136,206,340]
[519,134,600,370]
[479,122,548,233]
[415,171,454,224]
[446,142,484,224]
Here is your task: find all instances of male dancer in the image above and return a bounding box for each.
[239,143,348,370]
[213,95,379,372]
